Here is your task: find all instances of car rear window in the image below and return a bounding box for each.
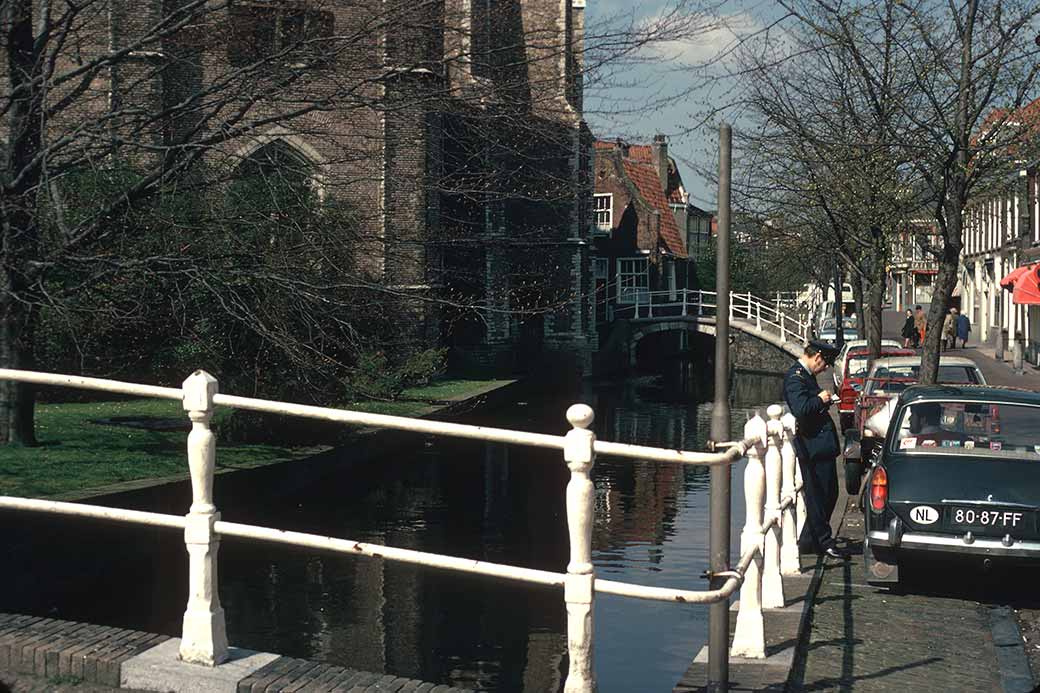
[891,401,1040,458]
[848,356,869,378]
[864,365,981,394]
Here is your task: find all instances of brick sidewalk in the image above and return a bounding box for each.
[787,501,1016,692]
[0,614,467,693]
[791,318,1038,691]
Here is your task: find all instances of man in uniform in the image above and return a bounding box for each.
[783,340,849,559]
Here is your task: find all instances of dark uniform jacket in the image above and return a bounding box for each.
[783,362,840,463]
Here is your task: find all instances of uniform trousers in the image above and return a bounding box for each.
[795,443,838,551]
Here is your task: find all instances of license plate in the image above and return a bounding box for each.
[948,506,1032,530]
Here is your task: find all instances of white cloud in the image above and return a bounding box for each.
[648,11,766,67]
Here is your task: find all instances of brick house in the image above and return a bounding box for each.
[591,137,689,323]
[2,0,596,377]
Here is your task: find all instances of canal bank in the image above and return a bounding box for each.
[25,379,520,503]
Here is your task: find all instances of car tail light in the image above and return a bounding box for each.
[870,467,888,513]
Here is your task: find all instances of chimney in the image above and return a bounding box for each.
[652,134,669,195]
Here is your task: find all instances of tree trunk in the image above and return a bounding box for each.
[0,291,38,446]
[920,0,975,385]
[920,203,963,384]
[833,264,844,347]
[851,272,865,331]
[1,0,42,445]
[865,256,886,363]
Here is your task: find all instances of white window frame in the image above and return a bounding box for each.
[617,257,649,304]
[594,194,613,231]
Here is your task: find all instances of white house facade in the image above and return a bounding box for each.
[960,165,1040,362]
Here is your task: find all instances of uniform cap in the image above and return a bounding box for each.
[807,339,839,365]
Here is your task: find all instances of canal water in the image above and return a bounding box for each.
[0,369,784,692]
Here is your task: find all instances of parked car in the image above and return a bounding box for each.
[842,356,987,495]
[833,338,903,389]
[836,346,916,431]
[858,385,1040,586]
[818,317,859,344]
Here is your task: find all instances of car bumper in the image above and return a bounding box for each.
[867,530,1040,559]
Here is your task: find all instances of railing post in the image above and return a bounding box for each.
[762,405,785,608]
[563,404,597,693]
[683,289,688,316]
[779,314,786,342]
[180,370,229,666]
[755,303,762,330]
[779,412,801,575]
[731,414,768,658]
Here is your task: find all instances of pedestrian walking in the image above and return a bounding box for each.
[900,309,916,348]
[783,340,849,559]
[942,308,957,351]
[913,305,926,348]
[956,311,971,349]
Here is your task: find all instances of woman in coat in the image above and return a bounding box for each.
[942,308,958,351]
[900,309,916,348]
[956,312,971,348]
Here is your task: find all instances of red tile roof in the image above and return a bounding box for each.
[627,144,654,164]
[621,159,687,258]
[593,140,654,164]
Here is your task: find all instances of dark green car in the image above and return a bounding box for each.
[861,385,1040,586]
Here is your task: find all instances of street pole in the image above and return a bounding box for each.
[708,122,732,693]
[833,261,844,349]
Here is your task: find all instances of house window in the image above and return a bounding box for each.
[617,257,648,304]
[594,194,612,230]
[229,1,335,68]
[594,257,608,280]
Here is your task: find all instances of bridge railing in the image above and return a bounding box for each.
[729,291,811,344]
[617,289,810,345]
[0,368,807,691]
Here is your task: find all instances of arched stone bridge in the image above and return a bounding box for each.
[629,315,803,359]
[597,290,811,370]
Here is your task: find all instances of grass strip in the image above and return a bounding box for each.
[0,379,511,499]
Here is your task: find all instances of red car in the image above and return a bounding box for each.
[837,347,915,431]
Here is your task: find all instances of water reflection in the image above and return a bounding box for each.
[0,369,784,692]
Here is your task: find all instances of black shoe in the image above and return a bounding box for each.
[824,545,850,560]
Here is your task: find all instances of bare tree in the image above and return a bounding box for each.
[758,0,1040,382]
[1,0,723,444]
[733,0,921,361]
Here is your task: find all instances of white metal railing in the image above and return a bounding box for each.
[620,289,811,345]
[0,368,807,690]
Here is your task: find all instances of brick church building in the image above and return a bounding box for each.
[4,0,596,376]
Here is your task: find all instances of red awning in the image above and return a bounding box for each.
[1000,264,1033,290]
[1000,262,1040,304]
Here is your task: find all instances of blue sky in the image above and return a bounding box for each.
[582,0,782,208]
